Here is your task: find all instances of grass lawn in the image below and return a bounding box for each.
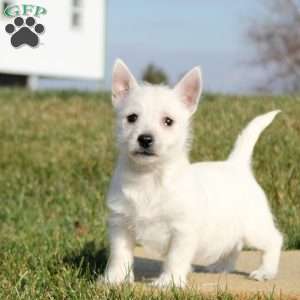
[0,89,299,299]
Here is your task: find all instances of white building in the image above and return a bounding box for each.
[0,0,106,89]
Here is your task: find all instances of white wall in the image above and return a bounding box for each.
[0,0,106,80]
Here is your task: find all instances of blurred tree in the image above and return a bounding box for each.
[142,64,169,85]
[248,0,300,92]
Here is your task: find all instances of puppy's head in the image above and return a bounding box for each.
[112,59,203,166]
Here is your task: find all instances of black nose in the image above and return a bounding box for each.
[138,134,153,149]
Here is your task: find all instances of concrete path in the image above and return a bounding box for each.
[134,247,300,297]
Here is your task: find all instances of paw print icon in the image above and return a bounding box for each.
[5,16,45,48]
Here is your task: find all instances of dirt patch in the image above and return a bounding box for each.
[134,247,300,297]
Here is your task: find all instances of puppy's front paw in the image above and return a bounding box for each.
[152,273,186,288]
[99,268,134,285]
[250,269,275,281]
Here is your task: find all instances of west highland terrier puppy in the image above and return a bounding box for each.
[101,59,283,287]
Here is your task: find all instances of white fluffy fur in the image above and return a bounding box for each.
[101,59,283,287]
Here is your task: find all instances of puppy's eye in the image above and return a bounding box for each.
[163,117,174,127]
[127,113,138,123]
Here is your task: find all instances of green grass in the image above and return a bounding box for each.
[0,88,299,299]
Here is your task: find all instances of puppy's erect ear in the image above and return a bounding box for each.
[174,67,203,114]
[112,59,138,108]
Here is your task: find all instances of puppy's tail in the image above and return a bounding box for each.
[228,110,281,166]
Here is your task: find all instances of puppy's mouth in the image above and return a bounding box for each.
[133,150,157,157]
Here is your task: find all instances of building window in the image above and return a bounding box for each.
[72,11,80,27]
[73,0,81,7]
[71,0,82,29]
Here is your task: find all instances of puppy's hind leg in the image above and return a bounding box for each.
[152,232,197,288]
[247,227,282,281]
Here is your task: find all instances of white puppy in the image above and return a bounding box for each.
[102,59,283,287]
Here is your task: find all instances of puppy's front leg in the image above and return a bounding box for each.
[153,232,196,288]
[103,214,135,284]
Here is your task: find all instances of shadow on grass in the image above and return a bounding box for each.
[134,256,162,282]
[63,241,108,281]
[193,265,249,277]
[134,257,249,281]
[64,242,249,283]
